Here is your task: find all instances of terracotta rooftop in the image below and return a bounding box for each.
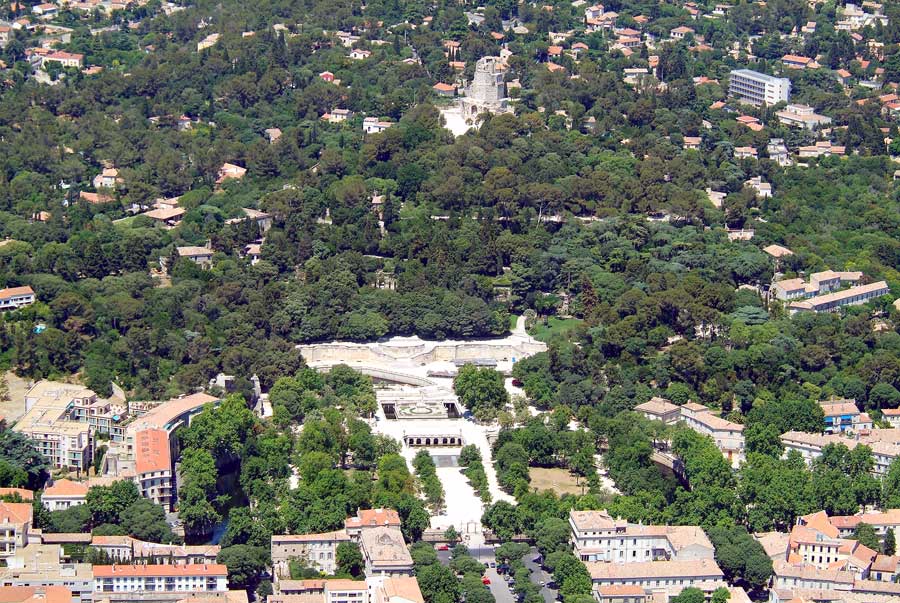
[43,479,88,498]
[134,428,171,474]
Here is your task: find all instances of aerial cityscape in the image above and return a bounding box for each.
[0,0,900,602]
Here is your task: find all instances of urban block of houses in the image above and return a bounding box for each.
[569,510,714,564]
[729,69,791,106]
[820,399,871,434]
[0,286,36,311]
[585,559,726,601]
[272,509,410,581]
[102,391,220,510]
[89,534,219,565]
[271,576,423,603]
[775,104,832,130]
[756,509,900,600]
[633,398,745,467]
[780,429,900,476]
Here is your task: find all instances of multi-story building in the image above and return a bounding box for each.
[92,564,228,599]
[633,398,680,425]
[274,576,424,603]
[729,69,791,106]
[0,544,93,603]
[359,527,414,577]
[41,480,88,512]
[272,508,407,579]
[344,509,401,538]
[0,286,36,311]
[271,531,351,577]
[679,403,745,467]
[90,535,219,565]
[820,400,871,434]
[775,104,831,129]
[133,429,173,509]
[789,281,889,314]
[586,559,726,600]
[569,511,714,563]
[14,382,95,471]
[0,502,33,557]
[882,408,900,428]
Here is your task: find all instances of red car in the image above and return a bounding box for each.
[482,577,491,585]
[436,544,449,551]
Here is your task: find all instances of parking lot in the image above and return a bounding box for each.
[436,544,558,603]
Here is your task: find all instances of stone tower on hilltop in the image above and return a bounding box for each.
[460,56,510,118]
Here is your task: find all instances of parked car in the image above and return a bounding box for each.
[482,577,491,585]
[489,562,496,568]
[436,544,449,551]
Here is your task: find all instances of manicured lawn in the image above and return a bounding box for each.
[528,467,584,495]
[528,316,583,342]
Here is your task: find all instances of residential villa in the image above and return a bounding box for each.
[176,246,214,269]
[363,117,394,134]
[41,480,88,512]
[216,163,247,186]
[633,398,680,425]
[0,286,36,311]
[775,104,832,130]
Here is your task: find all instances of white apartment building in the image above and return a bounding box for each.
[92,564,228,597]
[729,69,791,106]
[0,286,36,311]
[775,104,831,129]
[569,510,714,563]
[14,382,95,471]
